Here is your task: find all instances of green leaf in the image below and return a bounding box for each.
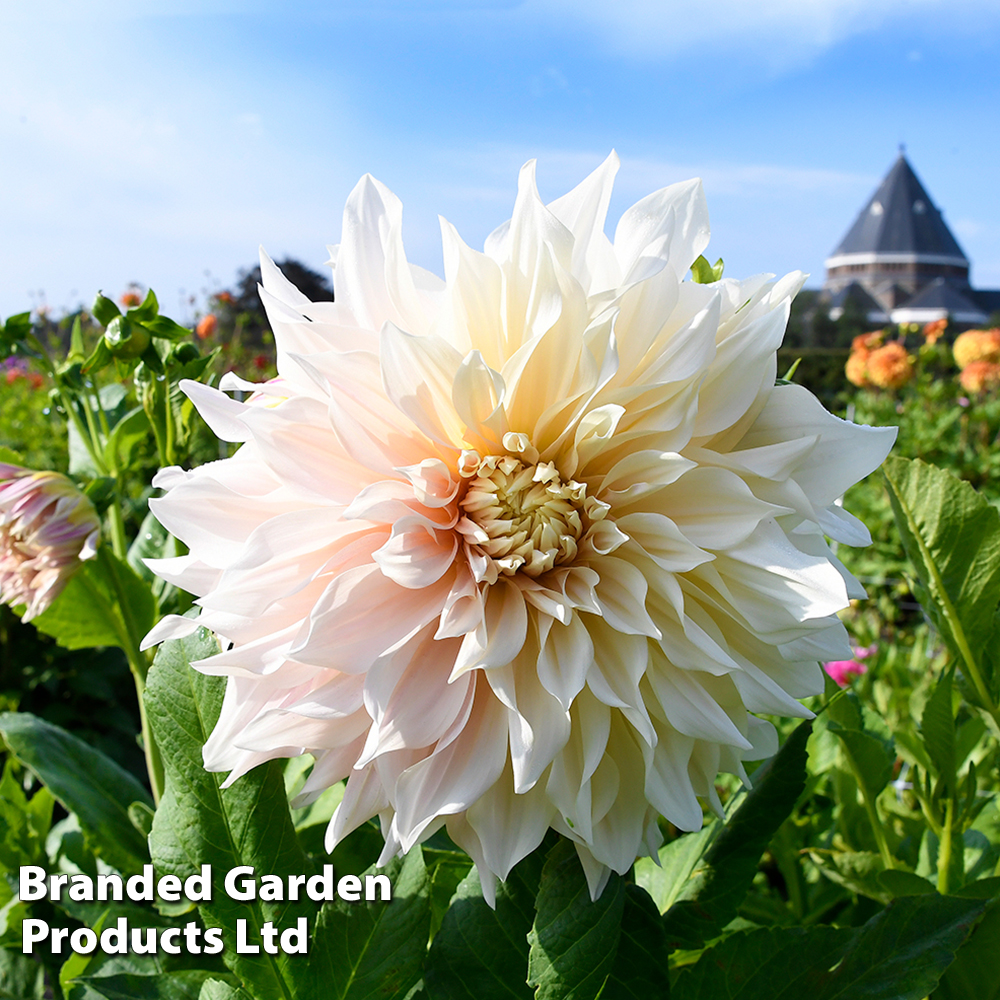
[807,850,893,904]
[672,926,853,1000]
[827,723,895,807]
[105,406,152,471]
[199,981,253,1000]
[527,839,626,1000]
[0,759,54,871]
[633,819,718,914]
[660,720,812,948]
[601,884,670,1000]
[30,551,155,656]
[127,289,160,324]
[882,456,1000,706]
[690,255,724,283]
[68,316,86,364]
[144,316,194,342]
[92,294,122,327]
[312,850,430,1000]
[0,712,152,873]
[878,869,936,897]
[81,336,113,375]
[0,445,25,466]
[0,944,47,999]
[932,897,1000,1000]
[921,669,956,793]
[674,894,985,1000]
[425,851,544,1000]
[77,971,216,1000]
[145,630,317,1000]
[818,893,986,999]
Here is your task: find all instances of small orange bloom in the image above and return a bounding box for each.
[196,314,218,340]
[851,331,884,354]
[845,351,870,388]
[923,318,948,344]
[959,360,1000,394]
[215,291,234,305]
[28,373,44,389]
[866,342,914,389]
[953,329,1000,370]
[120,290,142,308]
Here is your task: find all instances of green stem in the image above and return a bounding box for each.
[95,547,163,804]
[937,797,955,895]
[107,491,129,561]
[163,381,175,467]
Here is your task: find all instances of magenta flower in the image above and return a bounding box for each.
[0,464,101,621]
[824,646,874,687]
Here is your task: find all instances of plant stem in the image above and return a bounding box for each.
[937,797,955,895]
[96,546,164,804]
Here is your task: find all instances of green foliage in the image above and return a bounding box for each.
[657,720,812,948]
[0,712,151,873]
[527,840,626,1000]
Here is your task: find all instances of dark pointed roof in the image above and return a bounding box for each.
[829,155,968,264]
[896,277,985,320]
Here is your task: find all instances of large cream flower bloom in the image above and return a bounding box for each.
[144,155,895,900]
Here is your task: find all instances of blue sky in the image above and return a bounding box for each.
[3,0,999,320]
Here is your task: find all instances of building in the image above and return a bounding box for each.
[822,151,1000,327]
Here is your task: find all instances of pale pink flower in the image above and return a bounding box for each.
[143,155,895,900]
[0,465,101,621]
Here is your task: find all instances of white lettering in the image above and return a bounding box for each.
[236,918,259,954]
[184,866,212,902]
[18,867,47,902]
[366,874,391,901]
[337,875,361,901]
[21,919,48,953]
[280,918,308,954]
[225,866,256,902]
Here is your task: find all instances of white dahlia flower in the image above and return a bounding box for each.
[144,154,895,900]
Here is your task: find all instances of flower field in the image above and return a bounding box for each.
[1,161,999,1000]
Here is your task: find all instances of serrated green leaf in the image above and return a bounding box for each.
[145,631,317,1000]
[311,850,429,1000]
[932,896,1000,1000]
[660,720,812,948]
[527,839,626,1000]
[424,851,543,1000]
[601,884,670,1000]
[0,713,151,873]
[818,893,986,999]
[882,457,1000,707]
[672,925,852,1000]
[690,255,724,283]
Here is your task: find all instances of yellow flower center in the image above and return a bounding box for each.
[459,455,589,577]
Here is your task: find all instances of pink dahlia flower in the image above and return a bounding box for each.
[0,465,101,621]
[143,154,896,900]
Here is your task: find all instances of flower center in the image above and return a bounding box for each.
[458,455,589,577]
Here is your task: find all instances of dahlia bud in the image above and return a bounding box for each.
[0,465,101,621]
